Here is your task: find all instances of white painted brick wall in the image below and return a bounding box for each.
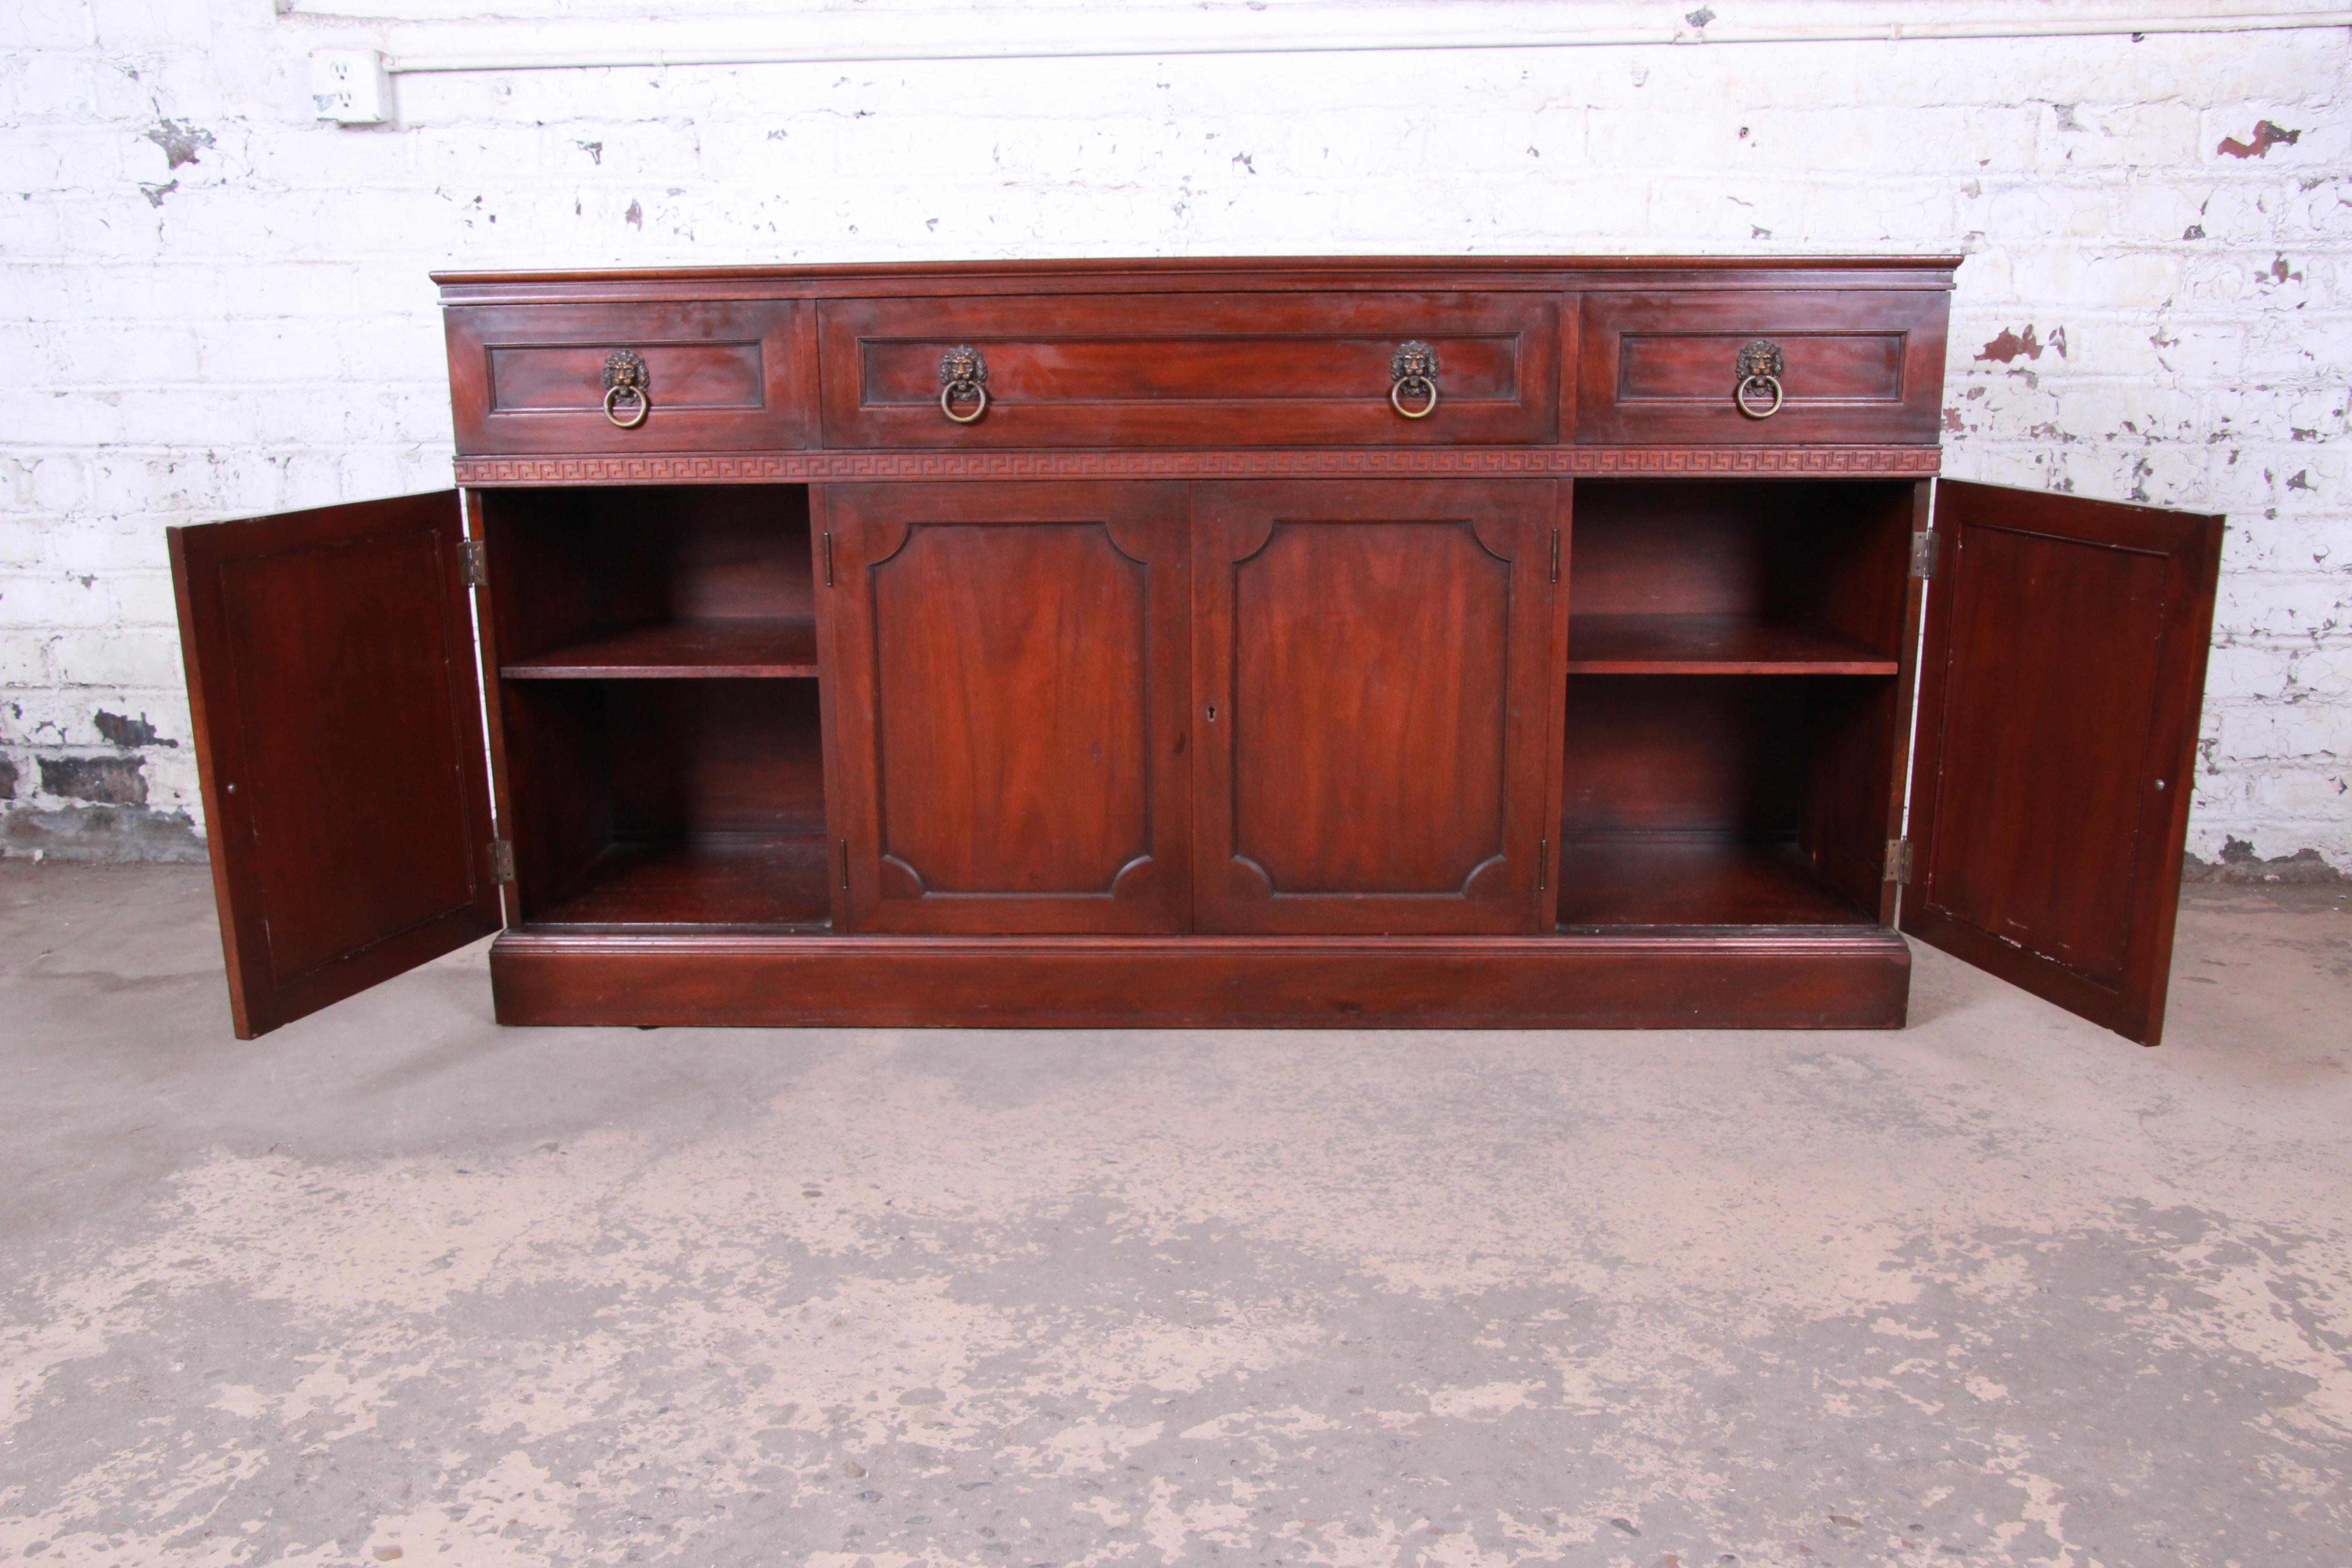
[3,2,2347,870]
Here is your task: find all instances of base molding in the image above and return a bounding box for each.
[488,928,1910,1029]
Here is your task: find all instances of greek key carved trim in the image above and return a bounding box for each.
[452,446,1941,486]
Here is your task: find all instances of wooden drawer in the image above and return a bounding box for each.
[1576,290,1947,445]
[818,292,1558,447]
[445,301,817,455]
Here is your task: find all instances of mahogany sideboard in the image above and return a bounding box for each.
[168,257,2224,1043]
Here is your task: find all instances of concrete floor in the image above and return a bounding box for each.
[0,865,2347,1568]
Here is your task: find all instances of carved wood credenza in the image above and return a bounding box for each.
[168,257,2223,1043]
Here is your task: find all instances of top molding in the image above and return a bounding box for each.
[434,254,1964,304]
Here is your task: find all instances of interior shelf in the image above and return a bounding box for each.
[528,833,833,929]
[1566,614,1898,676]
[502,617,818,680]
[1555,835,1878,929]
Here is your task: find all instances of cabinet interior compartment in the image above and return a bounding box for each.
[480,484,817,677]
[480,484,831,930]
[1558,480,1912,930]
[498,678,831,929]
[1566,478,1913,674]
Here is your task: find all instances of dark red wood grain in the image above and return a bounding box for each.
[169,491,502,1038]
[820,481,1195,934]
[1904,480,2224,1045]
[446,299,818,455]
[1565,613,1897,675]
[489,928,1911,1029]
[1578,291,1947,446]
[819,292,1558,448]
[1191,480,1562,935]
[1555,837,1875,928]
[500,618,818,679]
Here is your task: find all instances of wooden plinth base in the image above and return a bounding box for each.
[489,929,1910,1029]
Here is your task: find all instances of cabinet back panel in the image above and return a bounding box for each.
[1562,677,1807,836]
[605,680,827,838]
[1569,480,1912,653]
[482,486,814,664]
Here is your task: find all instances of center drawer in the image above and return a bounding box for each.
[818,292,1558,447]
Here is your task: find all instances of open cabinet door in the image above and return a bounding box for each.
[170,492,503,1039]
[1903,480,2224,1044]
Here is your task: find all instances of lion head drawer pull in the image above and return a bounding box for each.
[939,345,990,424]
[1735,339,1785,419]
[602,349,651,429]
[1390,341,1441,419]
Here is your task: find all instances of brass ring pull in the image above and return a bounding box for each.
[1735,373,1784,419]
[1389,340,1441,421]
[603,383,650,429]
[939,344,989,425]
[602,348,650,429]
[1734,339,1785,420]
[940,381,989,424]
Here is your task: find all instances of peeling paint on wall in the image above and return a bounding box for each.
[1974,324,2066,363]
[2184,839,2344,883]
[92,710,172,749]
[142,117,215,169]
[38,755,148,807]
[2217,119,2302,158]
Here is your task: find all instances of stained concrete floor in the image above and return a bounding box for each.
[0,864,2347,1568]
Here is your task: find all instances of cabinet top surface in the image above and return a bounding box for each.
[434,254,1963,300]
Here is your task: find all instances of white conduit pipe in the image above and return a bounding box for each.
[382,11,2352,74]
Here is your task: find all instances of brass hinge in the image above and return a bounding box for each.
[1886,836,1914,883]
[1911,529,1939,579]
[822,530,834,588]
[461,539,489,588]
[1538,837,1548,892]
[1549,529,1560,584]
[489,838,516,885]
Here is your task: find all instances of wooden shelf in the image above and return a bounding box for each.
[1555,836,1876,929]
[529,833,833,929]
[503,618,818,680]
[1566,614,1898,676]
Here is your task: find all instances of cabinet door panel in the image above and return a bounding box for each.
[169,492,502,1038]
[1193,480,1560,934]
[822,482,1191,933]
[1905,480,2224,1045]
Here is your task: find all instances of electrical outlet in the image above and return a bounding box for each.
[310,49,390,125]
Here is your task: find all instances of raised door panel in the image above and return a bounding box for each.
[168,492,503,1039]
[821,482,1191,934]
[1904,480,2224,1045]
[818,292,1558,447]
[1193,480,1560,935]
